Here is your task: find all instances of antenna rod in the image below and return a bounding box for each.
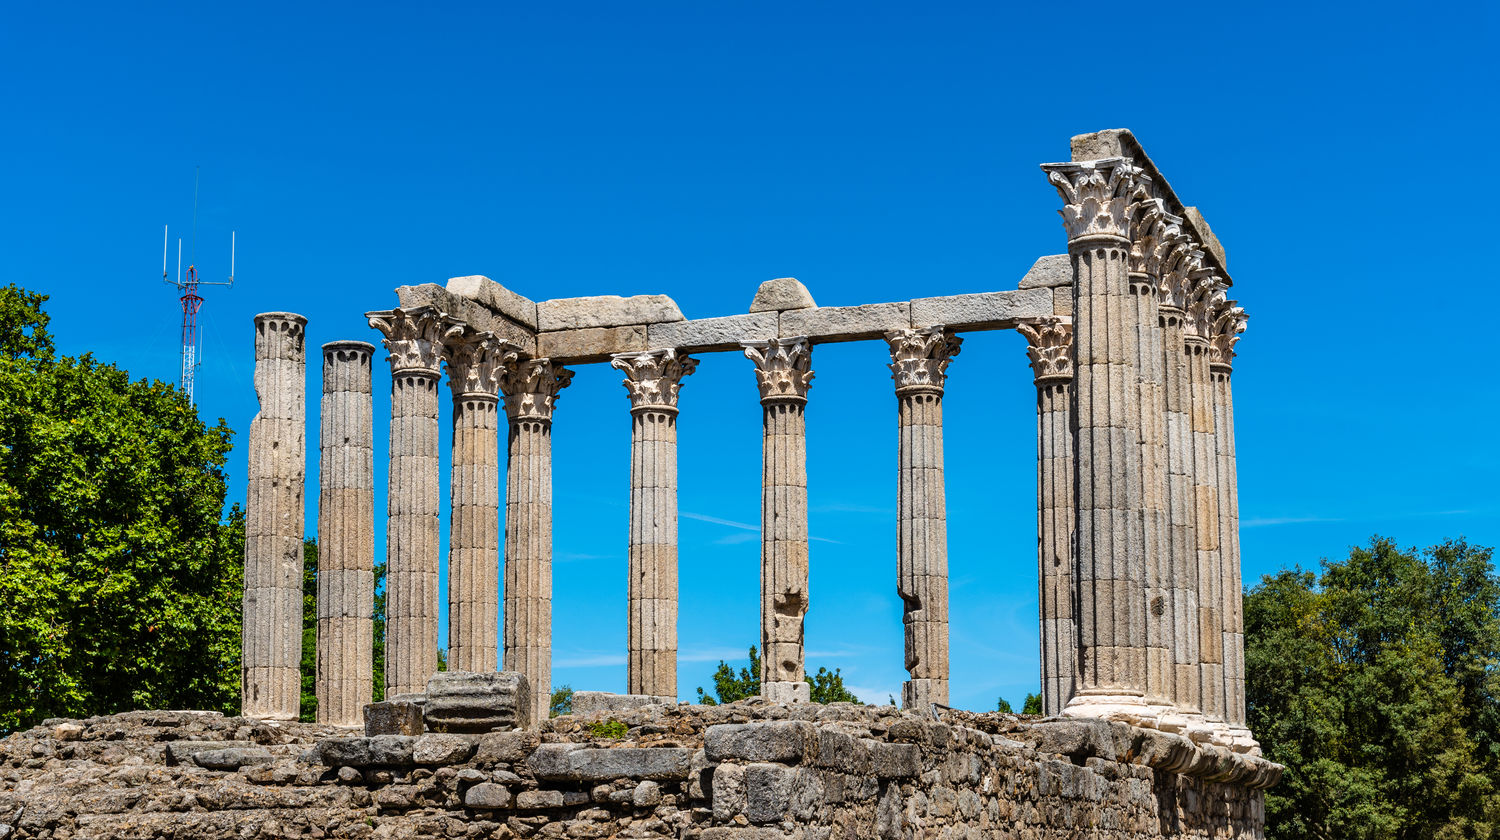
[176,239,182,287]
[229,231,235,282]
[190,167,200,266]
[162,225,169,279]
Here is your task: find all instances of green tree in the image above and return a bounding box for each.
[299,539,318,722]
[0,285,244,731]
[372,560,386,702]
[1021,692,1042,715]
[996,697,1014,713]
[1246,537,1500,840]
[696,646,861,705]
[551,684,574,718]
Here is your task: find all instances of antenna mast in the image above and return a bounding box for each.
[162,168,235,404]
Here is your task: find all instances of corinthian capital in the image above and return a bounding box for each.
[1185,275,1228,341]
[1158,239,1212,313]
[885,327,962,396]
[610,349,699,413]
[1016,317,1073,385]
[1210,302,1248,372]
[742,337,814,404]
[444,328,510,400]
[366,307,458,376]
[1130,199,1189,281]
[1039,158,1149,243]
[498,357,574,422]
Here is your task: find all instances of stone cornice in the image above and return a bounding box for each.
[885,327,961,397]
[498,357,574,422]
[742,337,814,405]
[1016,317,1073,385]
[610,349,699,414]
[1039,158,1149,244]
[367,306,459,377]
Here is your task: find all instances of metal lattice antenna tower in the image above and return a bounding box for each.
[162,168,235,404]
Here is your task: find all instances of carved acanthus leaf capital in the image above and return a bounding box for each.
[1210,302,1248,372]
[1016,316,1073,385]
[1185,275,1228,341]
[498,357,574,422]
[1158,240,1209,312]
[610,349,699,413]
[443,328,510,399]
[1130,199,1189,282]
[885,327,962,396]
[1040,158,1149,243]
[366,306,458,376]
[742,337,814,404]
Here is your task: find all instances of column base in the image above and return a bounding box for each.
[1061,690,1157,726]
[902,678,949,711]
[762,681,810,704]
[1226,724,1262,755]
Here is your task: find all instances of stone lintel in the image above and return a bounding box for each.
[647,312,778,352]
[394,284,537,355]
[536,325,648,363]
[910,288,1053,330]
[536,294,685,332]
[446,275,539,329]
[777,302,909,343]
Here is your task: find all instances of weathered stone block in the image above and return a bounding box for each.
[1023,719,1117,761]
[315,735,416,767]
[709,762,746,821]
[1017,254,1072,289]
[193,747,273,771]
[569,692,678,716]
[704,721,818,764]
[412,734,477,765]
[528,744,695,781]
[537,294,684,332]
[1183,207,1227,269]
[475,730,537,765]
[867,741,921,778]
[395,284,538,354]
[424,671,531,734]
[909,288,1053,330]
[535,325,647,363]
[778,302,910,342]
[165,741,255,765]
[744,762,795,824]
[463,782,514,809]
[446,275,538,329]
[749,277,816,312]
[364,700,424,736]
[515,789,566,809]
[647,312,777,352]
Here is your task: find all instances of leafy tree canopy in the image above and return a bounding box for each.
[0,285,244,731]
[695,646,861,705]
[1247,536,1500,840]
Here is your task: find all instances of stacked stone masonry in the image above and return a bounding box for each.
[231,128,1271,835]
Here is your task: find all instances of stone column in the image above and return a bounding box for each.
[368,307,452,697]
[244,312,308,720]
[1157,242,1208,722]
[742,337,814,704]
[315,340,375,726]
[1040,158,1152,720]
[1129,200,1185,715]
[1186,276,1227,727]
[499,357,574,723]
[1017,317,1073,717]
[1210,302,1257,752]
[886,327,961,710]
[611,350,698,698]
[445,329,506,674]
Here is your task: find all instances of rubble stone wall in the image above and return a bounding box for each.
[0,703,1276,840]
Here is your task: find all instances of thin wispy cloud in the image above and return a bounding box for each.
[684,510,843,545]
[1241,516,1342,528]
[813,502,893,515]
[713,532,758,545]
[554,652,627,667]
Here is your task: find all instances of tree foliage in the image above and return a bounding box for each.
[0,285,244,731]
[695,646,861,705]
[550,684,573,718]
[1247,536,1500,839]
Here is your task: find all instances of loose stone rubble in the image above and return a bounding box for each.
[0,700,1279,839]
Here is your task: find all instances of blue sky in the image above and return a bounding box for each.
[3,1,1495,711]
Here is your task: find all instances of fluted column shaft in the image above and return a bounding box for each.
[743,338,814,704]
[1159,303,1202,716]
[244,312,308,720]
[612,350,697,698]
[500,358,573,722]
[1211,304,1253,749]
[1042,158,1151,715]
[368,307,450,697]
[1186,296,1225,724]
[316,341,375,725]
[446,332,505,674]
[887,328,961,710]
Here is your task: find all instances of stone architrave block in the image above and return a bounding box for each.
[1017,254,1072,289]
[704,721,819,765]
[647,313,777,352]
[749,277,816,312]
[1053,287,1072,317]
[527,744,695,782]
[909,288,1053,330]
[536,294,685,332]
[396,284,538,354]
[446,275,539,329]
[569,692,678,716]
[536,325,648,363]
[1183,207,1228,270]
[363,700,424,736]
[778,302,910,342]
[423,671,532,734]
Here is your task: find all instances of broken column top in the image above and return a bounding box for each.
[749,277,816,313]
